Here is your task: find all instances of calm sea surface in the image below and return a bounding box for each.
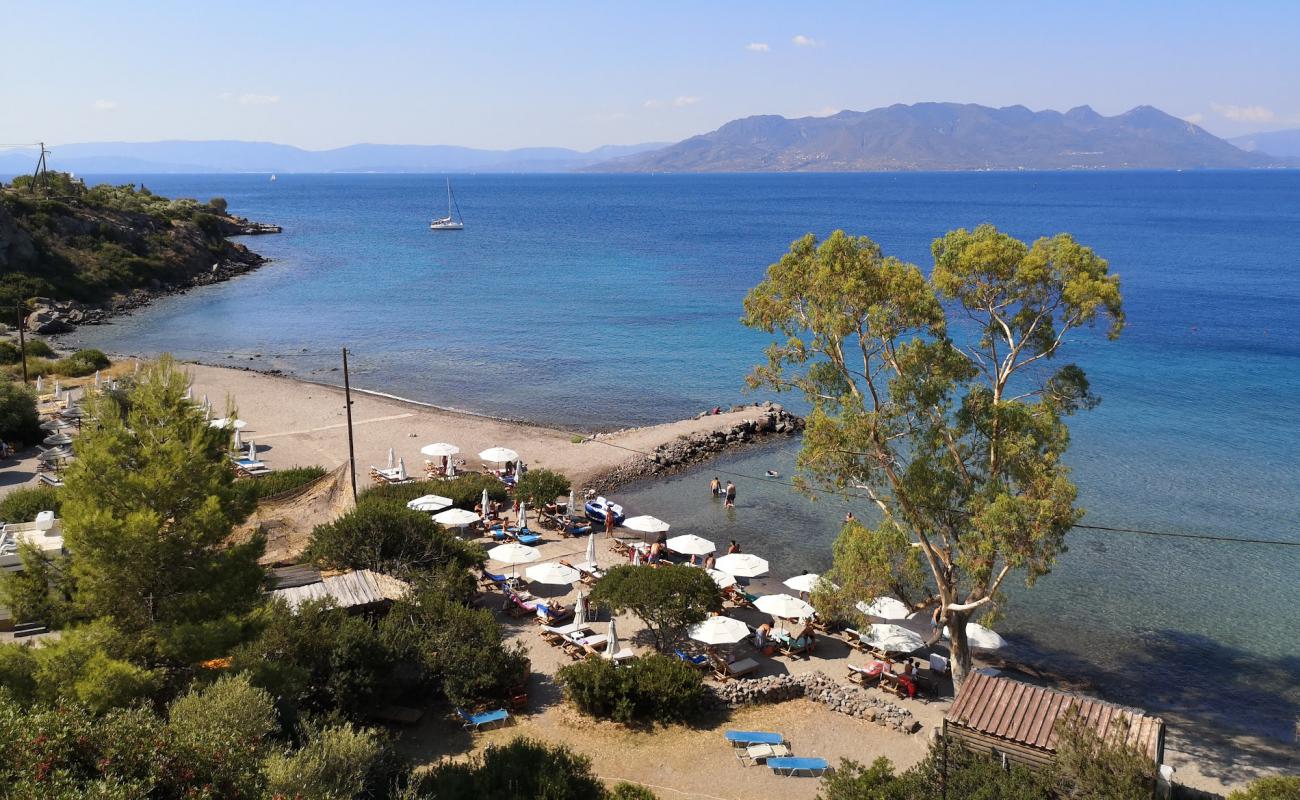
[63,172,1300,743]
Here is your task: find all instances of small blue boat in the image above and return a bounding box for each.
[584,496,625,526]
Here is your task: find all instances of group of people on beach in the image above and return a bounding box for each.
[708,476,737,507]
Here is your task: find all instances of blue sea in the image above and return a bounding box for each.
[61,172,1300,746]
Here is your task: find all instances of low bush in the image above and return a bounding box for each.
[306,503,482,577]
[0,484,61,521]
[588,565,723,652]
[1229,776,1300,800]
[358,473,508,512]
[263,723,404,800]
[0,339,56,364]
[244,464,327,501]
[515,467,571,508]
[0,377,41,446]
[54,348,111,377]
[557,654,708,725]
[415,737,607,800]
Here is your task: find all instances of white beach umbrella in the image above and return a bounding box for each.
[134,361,140,374]
[518,502,528,530]
[37,447,72,462]
[481,488,490,521]
[574,593,587,627]
[246,440,257,461]
[567,489,579,519]
[487,542,540,578]
[784,573,838,594]
[184,386,192,401]
[623,515,671,534]
[944,623,1007,651]
[479,446,519,463]
[54,383,62,401]
[705,568,736,589]
[204,405,212,421]
[35,375,43,392]
[199,392,206,408]
[420,442,460,457]
[433,508,481,527]
[526,561,580,586]
[688,615,750,646]
[94,370,102,388]
[605,617,620,658]
[631,548,642,566]
[666,534,715,555]
[233,428,243,449]
[386,448,396,470]
[857,596,911,620]
[396,458,408,481]
[715,553,769,578]
[209,417,247,430]
[584,533,597,566]
[407,494,452,512]
[43,432,73,447]
[754,593,816,619]
[860,624,926,653]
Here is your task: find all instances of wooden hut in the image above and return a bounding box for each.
[944,672,1165,770]
[268,568,409,613]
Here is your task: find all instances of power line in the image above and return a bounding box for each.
[582,436,1300,548]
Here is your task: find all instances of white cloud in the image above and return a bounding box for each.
[1182,112,1205,124]
[1210,103,1274,123]
[810,106,841,117]
[673,95,701,108]
[745,42,770,52]
[237,93,280,106]
[644,96,701,110]
[792,34,820,47]
[91,99,118,111]
[643,99,665,110]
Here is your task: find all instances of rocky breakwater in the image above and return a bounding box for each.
[711,671,922,735]
[589,402,804,491]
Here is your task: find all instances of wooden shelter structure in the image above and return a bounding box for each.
[944,672,1165,770]
[268,568,408,612]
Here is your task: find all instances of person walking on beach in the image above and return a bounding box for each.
[604,508,617,538]
[724,480,736,508]
[710,476,721,496]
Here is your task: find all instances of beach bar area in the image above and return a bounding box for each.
[944,673,1166,772]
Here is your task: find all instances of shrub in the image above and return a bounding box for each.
[53,348,111,377]
[0,542,69,625]
[417,737,606,800]
[589,565,722,652]
[0,484,61,521]
[358,473,508,512]
[609,785,658,800]
[1230,776,1300,800]
[515,467,571,508]
[306,503,482,578]
[0,644,38,705]
[1050,706,1156,798]
[0,377,41,446]
[0,339,57,363]
[208,197,229,215]
[244,464,327,501]
[73,651,158,713]
[263,723,400,800]
[557,654,707,725]
[167,674,278,797]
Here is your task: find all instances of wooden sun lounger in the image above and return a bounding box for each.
[711,655,759,681]
[840,628,871,653]
[741,742,792,766]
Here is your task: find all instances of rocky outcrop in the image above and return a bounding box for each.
[710,671,922,735]
[587,402,805,491]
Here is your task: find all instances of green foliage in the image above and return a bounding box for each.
[743,226,1123,680]
[818,757,911,800]
[0,338,56,364]
[1229,776,1300,800]
[416,737,607,800]
[382,584,529,708]
[609,785,658,800]
[1050,707,1155,799]
[557,654,707,725]
[167,673,278,797]
[515,467,571,508]
[244,464,327,500]
[0,484,62,521]
[21,623,158,713]
[0,542,69,624]
[307,502,482,578]
[0,376,41,446]
[589,564,722,652]
[0,645,38,705]
[264,723,402,800]
[52,347,111,377]
[74,651,158,713]
[207,196,229,215]
[358,473,508,512]
[58,356,264,661]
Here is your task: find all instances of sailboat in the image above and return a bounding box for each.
[429,179,464,230]
[269,174,277,182]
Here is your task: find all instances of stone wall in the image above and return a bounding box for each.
[710,671,922,735]
[588,402,805,491]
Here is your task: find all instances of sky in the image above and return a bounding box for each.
[3,0,1298,151]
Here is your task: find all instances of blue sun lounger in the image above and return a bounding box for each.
[725,730,784,746]
[767,757,829,777]
[458,708,510,731]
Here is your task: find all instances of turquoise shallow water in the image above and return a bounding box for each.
[61,172,1300,742]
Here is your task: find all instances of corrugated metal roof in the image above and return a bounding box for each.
[946,672,1164,761]
[269,569,409,611]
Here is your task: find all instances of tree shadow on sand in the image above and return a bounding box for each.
[1001,629,1300,785]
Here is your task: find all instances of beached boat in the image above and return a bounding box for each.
[584,496,625,526]
[429,178,464,230]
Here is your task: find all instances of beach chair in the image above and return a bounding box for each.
[879,671,918,699]
[511,529,542,546]
[742,742,792,766]
[505,592,538,618]
[724,586,758,608]
[778,635,812,659]
[457,707,510,731]
[534,602,573,626]
[39,473,65,488]
[710,654,759,681]
[840,628,871,653]
[725,730,786,763]
[847,661,889,685]
[674,649,711,672]
[767,757,829,777]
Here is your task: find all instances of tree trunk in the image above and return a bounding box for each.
[947,609,972,689]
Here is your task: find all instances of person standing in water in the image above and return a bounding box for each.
[710,477,721,496]
[724,480,737,508]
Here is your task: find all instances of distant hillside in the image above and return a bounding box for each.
[1229,129,1300,159]
[0,140,668,176]
[0,172,272,314]
[595,103,1284,172]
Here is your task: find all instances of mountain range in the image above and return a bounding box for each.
[598,103,1287,172]
[0,141,668,175]
[2,103,1294,175]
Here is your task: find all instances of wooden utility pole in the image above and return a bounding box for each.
[15,305,27,384]
[341,347,358,501]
